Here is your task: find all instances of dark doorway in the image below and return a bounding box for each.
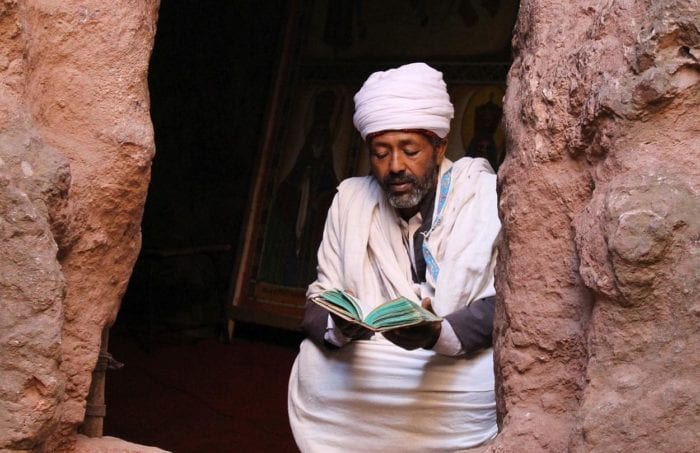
[105,1,518,451]
[104,1,300,451]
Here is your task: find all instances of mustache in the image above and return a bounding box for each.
[383,173,418,186]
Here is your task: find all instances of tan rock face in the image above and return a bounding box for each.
[0,126,66,450]
[0,0,158,451]
[73,435,169,453]
[492,0,699,452]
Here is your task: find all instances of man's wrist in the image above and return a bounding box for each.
[421,321,442,350]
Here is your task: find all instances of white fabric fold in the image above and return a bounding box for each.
[289,339,497,453]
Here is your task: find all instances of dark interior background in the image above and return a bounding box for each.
[115,0,286,341]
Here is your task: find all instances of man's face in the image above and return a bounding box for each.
[368,131,446,211]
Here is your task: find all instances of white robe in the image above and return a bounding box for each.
[288,157,501,452]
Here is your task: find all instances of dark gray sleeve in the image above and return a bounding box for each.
[443,296,495,355]
[301,301,331,347]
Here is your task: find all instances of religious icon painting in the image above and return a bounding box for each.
[447,84,506,172]
[257,83,363,289]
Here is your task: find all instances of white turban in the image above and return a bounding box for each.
[353,62,454,140]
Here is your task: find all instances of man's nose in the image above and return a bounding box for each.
[389,152,406,174]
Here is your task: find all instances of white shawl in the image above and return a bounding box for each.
[289,157,501,452]
[307,157,500,316]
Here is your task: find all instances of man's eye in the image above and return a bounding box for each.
[372,151,388,159]
[404,148,420,156]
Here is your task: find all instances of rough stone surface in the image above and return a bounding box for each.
[73,435,169,453]
[0,0,158,451]
[488,0,699,452]
[0,126,67,450]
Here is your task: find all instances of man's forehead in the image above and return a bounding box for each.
[369,130,432,147]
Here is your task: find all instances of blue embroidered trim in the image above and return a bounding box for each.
[423,243,440,281]
[422,167,452,281]
[434,168,452,225]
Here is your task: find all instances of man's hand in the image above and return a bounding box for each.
[330,313,372,341]
[328,289,372,341]
[382,298,442,350]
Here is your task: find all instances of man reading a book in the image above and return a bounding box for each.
[288,62,500,452]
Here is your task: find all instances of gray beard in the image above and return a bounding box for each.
[384,161,438,210]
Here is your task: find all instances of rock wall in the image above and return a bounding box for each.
[0,1,159,451]
[492,0,699,451]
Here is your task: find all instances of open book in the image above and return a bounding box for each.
[311,289,442,332]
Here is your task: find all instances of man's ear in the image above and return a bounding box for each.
[435,140,448,165]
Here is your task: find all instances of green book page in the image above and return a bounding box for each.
[316,289,363,320]
[364,297,441,330]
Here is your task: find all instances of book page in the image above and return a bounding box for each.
[313,289,363,321]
